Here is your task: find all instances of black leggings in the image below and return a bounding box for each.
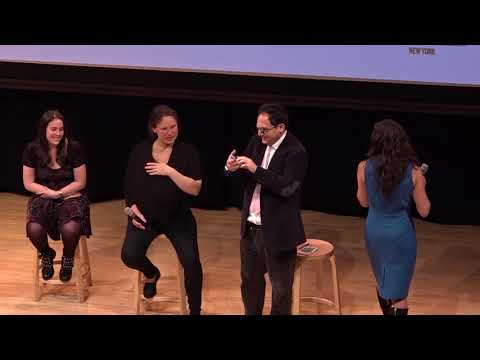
[28,220,81,258]
[121,210,203,314]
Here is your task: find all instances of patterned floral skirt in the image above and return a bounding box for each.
[26,194,92,240]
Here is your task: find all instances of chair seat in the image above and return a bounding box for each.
[297,239,334,258]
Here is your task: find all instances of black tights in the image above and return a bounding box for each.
[27,221,81,258]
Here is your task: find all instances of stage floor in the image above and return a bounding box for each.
[1,193,479,315]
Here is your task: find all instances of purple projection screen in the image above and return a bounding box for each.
[0,45,479,87]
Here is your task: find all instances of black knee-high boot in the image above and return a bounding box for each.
[376,289,391,315]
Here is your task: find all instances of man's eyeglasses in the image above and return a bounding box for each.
[256,126,277,135]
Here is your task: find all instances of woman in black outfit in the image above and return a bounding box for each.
[22,110,92,282]
[121,104,203,315]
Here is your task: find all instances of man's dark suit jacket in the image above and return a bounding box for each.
[236,132,308,253]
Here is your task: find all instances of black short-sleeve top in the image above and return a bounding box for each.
[124,139,202,226]
[22,140,87,192]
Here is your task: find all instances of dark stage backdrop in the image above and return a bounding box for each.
[1,62,479,226]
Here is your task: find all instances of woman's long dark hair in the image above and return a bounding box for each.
[34,110,70,167]
[367,119,419,197]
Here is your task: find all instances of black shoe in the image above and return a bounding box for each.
[389,307,409,316]
[40,248,56,280]
[59,256,74,282]
[143,268,161,299]
[376,289,391,315]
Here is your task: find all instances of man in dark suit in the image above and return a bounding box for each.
[225,103,308,315]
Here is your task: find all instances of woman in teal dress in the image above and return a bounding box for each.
[356,119,431,315]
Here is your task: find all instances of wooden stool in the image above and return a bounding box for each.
[292,239,341,315]
[33,235,92,302]
[135,258,187,315]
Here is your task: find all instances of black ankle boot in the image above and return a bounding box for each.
[40,248,56,280]
[389,307,409,316]
[143,268,161,299]
[59,256,74,282]
[376,289,391,315]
